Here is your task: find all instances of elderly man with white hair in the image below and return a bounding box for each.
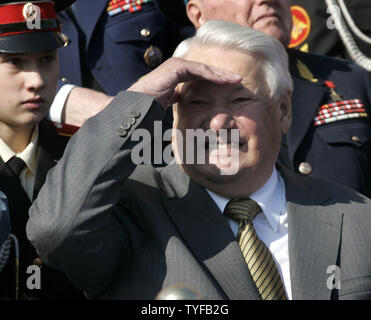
[155,0,371,199]
[27,20,371,300]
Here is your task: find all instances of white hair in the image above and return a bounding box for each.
[173,20,293,102]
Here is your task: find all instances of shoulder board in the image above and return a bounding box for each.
[52,122,80,137]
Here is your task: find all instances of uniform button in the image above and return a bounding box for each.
[33,257,43,268]
[298,162,312,175]
[61,77,70,84]
[140,28,151,37]
[352,136,361,144]
[60,33,70,46]
[117,127,128,137]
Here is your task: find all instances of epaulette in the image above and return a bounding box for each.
[51,122,80,138]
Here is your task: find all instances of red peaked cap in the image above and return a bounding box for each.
[0,0,75,53]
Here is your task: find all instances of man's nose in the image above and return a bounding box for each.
[209,112,236,131]
[24,69,45,92]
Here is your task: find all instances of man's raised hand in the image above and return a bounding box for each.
[128,57,242,108]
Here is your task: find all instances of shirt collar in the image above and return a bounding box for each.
[206,167,285,233]
[0,126,39,174]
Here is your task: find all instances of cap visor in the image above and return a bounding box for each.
[0,31,65,53]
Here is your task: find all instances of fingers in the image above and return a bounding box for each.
[175,60,242,85]
[127,57,242,108]
[167,90,181,106]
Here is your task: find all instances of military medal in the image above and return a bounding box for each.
[313,99,368,126]
[324,80,342,102]
[107,0,152,16]
[296,60,369,126]
[144,45,163,68]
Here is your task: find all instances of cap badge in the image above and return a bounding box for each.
[23,2,41,29]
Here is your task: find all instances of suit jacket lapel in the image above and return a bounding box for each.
[287,50,327,162]
[280,166,343,300]
[160,165,261,300]
[33,121,67,200]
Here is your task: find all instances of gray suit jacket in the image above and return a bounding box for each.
[27,91,371,300]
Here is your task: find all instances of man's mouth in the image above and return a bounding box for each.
[255,12,280,24]
[205,139,246,150]
[22,97,45,110]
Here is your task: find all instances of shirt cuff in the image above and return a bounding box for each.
[49,84,76,123]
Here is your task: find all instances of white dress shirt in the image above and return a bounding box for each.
[206,167,292,299]
[48,84,76,123]
[0,127,39,201]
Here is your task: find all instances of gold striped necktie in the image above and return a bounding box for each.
[224,198,287,300]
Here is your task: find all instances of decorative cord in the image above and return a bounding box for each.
[0,237,11,272]
[325,0,371,71]
[337,0,371,45]
[0,234,20,300]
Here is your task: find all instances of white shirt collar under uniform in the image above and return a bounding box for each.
[206,166,286,233]
[0,126,39,201]
[0,126,39,175]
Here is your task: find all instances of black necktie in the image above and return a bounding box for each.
[6,156,26,177]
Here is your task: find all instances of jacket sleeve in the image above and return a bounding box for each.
[26,91,166,297]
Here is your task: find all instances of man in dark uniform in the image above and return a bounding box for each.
[0,0,84,300]
[49,0,194,127]
[155,0,371,198]
[289,0,371,65]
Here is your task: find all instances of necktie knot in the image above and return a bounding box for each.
[224,197,287,300]
[224,198,262,223]
[6,156,26,177]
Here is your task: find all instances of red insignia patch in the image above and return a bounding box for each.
[289,5,311,49]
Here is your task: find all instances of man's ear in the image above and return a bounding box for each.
[279,90,292,135]
[187,0,205,29]
[173,103,178,120]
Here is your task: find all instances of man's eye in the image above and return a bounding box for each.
[41,55,55,63]
[189,100,206,105]
[233,97,250,103]
[6,58,22,66]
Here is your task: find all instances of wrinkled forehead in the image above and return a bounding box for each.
[184,43,264,73]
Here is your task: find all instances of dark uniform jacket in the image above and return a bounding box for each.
[280,49,371,198]
[0,120,84,300]
[57,0,194,94]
